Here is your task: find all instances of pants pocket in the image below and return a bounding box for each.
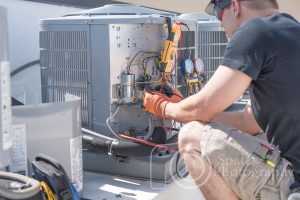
[259,185,280,200]
[256,158,294,200]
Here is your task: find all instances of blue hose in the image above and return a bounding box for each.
[70,184,80,200]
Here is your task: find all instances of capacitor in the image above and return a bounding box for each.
[121,73,135,104]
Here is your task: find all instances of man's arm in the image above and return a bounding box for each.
[213,101,262,135]
[164,65,252,123]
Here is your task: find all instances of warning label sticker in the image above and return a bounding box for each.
[70,135,83,192]
[11,124,27,175]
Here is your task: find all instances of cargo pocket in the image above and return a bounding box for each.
[259,185,280,200]
[231,142,282,200]
[255,158,294,200]
[235,155,275,200]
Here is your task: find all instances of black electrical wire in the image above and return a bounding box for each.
[180,22,192,59]
[141,55,160,74]
[180,22,191,58]
[10,60,40,77]
[177,23,192,97]
[127,51,160,72]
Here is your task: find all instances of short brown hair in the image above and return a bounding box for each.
[242,0,279,10]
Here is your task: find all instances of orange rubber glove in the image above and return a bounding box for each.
[143,88,183,118]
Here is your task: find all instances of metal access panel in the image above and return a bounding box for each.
[196,21,228,82]
[103,23,167,135]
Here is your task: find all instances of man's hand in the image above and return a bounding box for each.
[143,87,183,118]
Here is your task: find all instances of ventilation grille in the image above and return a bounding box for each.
[197,25,228,82]
[40,31,87,49]
[40,31,89,126]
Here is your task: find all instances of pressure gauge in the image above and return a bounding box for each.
[194,58,205,74]
[184,59,194,74]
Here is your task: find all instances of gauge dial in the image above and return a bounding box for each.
[184,59,194,74]
[194,58,205,74]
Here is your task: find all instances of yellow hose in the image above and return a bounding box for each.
[40,181,57,200]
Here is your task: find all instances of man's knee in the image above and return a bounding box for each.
[178,121,205,153]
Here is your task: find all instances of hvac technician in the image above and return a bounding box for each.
[143,0,300,199]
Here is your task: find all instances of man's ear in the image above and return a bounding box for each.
[232,0,241,18]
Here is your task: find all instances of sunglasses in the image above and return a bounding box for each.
[206,0,250,21]
[205,0,232,21]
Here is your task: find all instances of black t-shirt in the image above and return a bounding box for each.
[221,13,300,181]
